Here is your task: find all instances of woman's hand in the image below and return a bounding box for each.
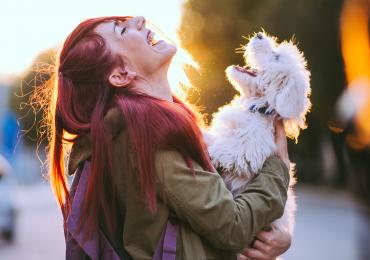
[239,226,292,260]
[274,118,290,169]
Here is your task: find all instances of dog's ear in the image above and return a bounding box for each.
[274,73,311,141]
[275,76,303,119]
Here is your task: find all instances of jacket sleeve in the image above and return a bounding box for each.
[155,150,290,252]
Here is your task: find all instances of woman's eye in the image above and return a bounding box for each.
[121,27,126,36]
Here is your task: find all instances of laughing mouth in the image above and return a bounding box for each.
[234,65,258,77]
[147,30,160,46]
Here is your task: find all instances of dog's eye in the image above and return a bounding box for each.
[275,54,280,61]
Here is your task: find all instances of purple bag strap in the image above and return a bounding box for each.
[153,219,179,260]
[66,161,122,260]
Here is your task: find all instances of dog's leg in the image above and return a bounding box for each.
[271,186,297,237]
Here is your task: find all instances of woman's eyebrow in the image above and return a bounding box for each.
[113,21,119,33]
[113,20,128,34]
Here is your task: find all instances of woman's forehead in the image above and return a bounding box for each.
[95,17,131,31]
[94,21,116,36]
[114,19,129,26]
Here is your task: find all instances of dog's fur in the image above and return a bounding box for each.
[203,32,311,236]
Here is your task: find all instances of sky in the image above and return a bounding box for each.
[0,0,185,78]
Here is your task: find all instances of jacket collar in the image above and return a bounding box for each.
[67,107,126,176]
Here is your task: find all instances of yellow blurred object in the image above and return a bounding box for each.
[340,0,370,149]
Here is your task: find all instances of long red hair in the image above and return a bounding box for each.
[48,16,213,240]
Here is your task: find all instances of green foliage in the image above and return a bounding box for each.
[180,0,345,181]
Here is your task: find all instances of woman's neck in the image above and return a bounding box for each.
[132,67,173,102]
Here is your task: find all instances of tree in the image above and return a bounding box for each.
[8,49,57,147]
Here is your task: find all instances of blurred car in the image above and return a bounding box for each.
[0,154,16,242]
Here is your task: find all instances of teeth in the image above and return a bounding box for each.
[147,32,158,46]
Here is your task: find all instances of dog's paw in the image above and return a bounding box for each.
[249,104,276,115]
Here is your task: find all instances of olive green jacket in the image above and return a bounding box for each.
[68,108,290,260]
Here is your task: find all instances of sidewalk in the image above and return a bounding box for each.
[0,183,65,260]
[282,185,369,260]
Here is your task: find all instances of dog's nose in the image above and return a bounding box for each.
[256,33,263,39]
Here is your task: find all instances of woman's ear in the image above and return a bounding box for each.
[108,67,137,88]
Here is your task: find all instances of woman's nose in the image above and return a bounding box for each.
[136,16,146,30]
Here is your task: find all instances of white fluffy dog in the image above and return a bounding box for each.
[204,32,311,236]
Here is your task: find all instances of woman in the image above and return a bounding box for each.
[48,16,291,259]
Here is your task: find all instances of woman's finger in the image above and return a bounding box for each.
[253,239,272,253]
[274,117,284,134]
[243,248,268,259]
[254,227,292,257]
[273,118,290,169]
[238,254,248,260]
[256,230,274,244]
[274,119,287,147]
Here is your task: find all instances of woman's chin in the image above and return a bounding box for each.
[168,44,177,57]
[159,44,177,62]
[153,41,177,54]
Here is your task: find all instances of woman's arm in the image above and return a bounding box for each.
[155,150,290,252]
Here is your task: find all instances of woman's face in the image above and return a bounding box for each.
[95,16,177,78]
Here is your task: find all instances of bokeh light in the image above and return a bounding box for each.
[339,0,370,149]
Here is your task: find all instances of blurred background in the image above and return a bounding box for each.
[0,0,369,259]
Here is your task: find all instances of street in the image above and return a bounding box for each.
[0,183,65,260]
[282,186,369,260]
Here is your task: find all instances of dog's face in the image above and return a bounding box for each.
[244,32,278,70]
[225,32,281,97]
[226,32,311,141]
